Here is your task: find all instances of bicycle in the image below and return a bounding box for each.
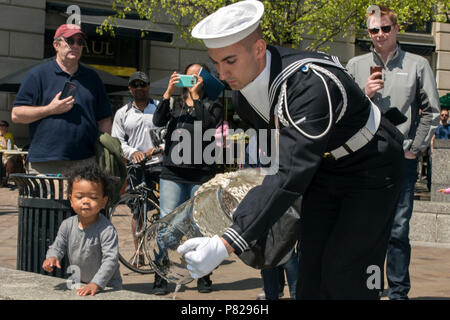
[108,156,162,274]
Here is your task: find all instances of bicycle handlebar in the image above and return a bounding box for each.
[127,152,162,169]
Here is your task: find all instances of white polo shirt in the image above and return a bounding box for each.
[112,99,159,160]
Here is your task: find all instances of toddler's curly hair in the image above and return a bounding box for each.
[66,164,114,201]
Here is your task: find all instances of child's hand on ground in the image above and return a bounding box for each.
[42,257,61,272]
[77,282,100,296]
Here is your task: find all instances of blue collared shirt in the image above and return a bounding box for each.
[13,58,112,162]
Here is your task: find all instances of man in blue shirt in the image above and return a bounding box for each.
[428,108,449,190]
[12,24,112,175]
[430,108,450,155]
[435,109,450,138]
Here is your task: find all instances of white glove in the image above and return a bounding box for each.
[177,235,229,279]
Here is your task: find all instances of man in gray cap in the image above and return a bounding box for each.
[112,71,160,164]
[178,0,405,299]
[112,71,161,275]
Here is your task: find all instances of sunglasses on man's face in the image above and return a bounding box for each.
[368,25,394,35]
[64,37,84,46]
[130,81,148,89]
[441,113,449,117]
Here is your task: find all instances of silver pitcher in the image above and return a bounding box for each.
[144,168,266,285]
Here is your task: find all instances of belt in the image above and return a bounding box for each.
[325,101,381,160]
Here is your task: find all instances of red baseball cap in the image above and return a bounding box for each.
[54,24,87,40]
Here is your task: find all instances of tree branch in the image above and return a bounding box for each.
[306,10,357,51]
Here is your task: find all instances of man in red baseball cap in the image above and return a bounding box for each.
[54,24,87,40]
[11,23,113,175]
[52,24,87,75]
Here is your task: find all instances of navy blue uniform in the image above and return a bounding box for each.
[222,46,404,299]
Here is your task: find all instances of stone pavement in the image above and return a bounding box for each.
[0,266,166,300]
[1,186,450,300]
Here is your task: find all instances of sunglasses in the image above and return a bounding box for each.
[368,25,394,35]
[130,81,148,89]
[441,114,449,117]
[63,37,84,46]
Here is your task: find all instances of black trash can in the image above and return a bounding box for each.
[11,173,74,279]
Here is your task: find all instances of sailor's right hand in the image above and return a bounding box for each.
[47,92,74,115]
[42,256,61,272]
[177,235,229,279]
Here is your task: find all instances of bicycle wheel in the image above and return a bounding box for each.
[109,192,160,274]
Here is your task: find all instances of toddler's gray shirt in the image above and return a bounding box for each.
[46,214,122,290]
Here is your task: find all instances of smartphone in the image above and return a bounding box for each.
[199,67,225,100]
[60,81,77,99]
[175,74,197,87]
[370,66,382,80]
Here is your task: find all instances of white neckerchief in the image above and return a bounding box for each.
[240,50,271,123]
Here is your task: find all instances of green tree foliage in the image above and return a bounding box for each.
[100,0,450,51]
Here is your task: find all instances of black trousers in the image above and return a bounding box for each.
[296,161,403,300]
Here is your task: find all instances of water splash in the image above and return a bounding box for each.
[173,283,182,300]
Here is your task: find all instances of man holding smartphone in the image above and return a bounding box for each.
[11,24,112,175]
[347,5,440,300]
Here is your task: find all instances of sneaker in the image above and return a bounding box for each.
[256,289,283,300]
[256,291,266,300]
[153,273,169,295]
[197,275,212,293]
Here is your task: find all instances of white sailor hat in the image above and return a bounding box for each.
[191,0,264,49]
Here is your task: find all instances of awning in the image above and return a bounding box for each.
[46,2,173,42]
[80,15,173,43]
[0,57,129,94]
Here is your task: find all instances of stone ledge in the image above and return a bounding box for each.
[411,241,450,249]
[413,200,450,215]
[434,139,450,149]
[0,267,166,300]
[410,201,450,244]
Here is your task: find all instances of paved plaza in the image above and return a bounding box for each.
[1,186,450,300]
